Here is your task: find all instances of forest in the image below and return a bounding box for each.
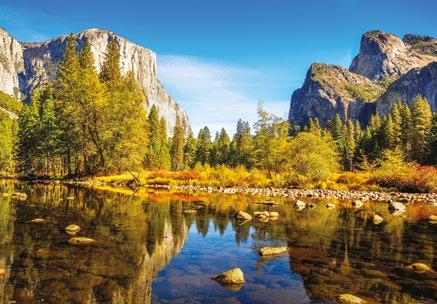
[0,36,436,192]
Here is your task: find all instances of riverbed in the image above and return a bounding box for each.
[0,180,435,303]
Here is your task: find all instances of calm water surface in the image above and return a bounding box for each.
[0,180,435,304]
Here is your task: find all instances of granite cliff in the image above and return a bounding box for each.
[289,30,437,127]
[0,28,189,134]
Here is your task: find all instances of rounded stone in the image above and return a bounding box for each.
[65,224,81,236]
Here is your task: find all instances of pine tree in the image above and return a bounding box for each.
[195,126,211,165]
[145,105,163,169]
[382,116,395,150]
[230,119,252,167]
[399,103,412,159]
[411,96,432,162]
[331,114,343,141]
[428,113,437,165]
[100,37,121,84]
[390,101,402,148]
[0,112,15,173]
[159,117,171,170]
[54,35,81,175]
[171,115,185,171]
[216,128,230,165]
[183,131,196,169]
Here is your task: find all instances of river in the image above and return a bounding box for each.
[0,180,435,303]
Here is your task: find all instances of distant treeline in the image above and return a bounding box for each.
[0,35,435,180]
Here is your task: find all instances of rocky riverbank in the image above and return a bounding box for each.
[18,178,437,205]
[137,184,437,205]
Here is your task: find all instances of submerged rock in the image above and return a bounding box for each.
[326,203,335,209]
[258,200,278,206]
[68,237,95,245]
[2,193,9,197]
[65,224,81,236]
[352,200,363,208]
[12,192,27,201]
[28,218,47,224]
[213,268,245,285]
[428,215,437,221]
[253,211,269,219]
[338,294,367,304]
[294,200,306,210]
[259,246,288,256]
[307,202,317,209]
[235,211,252,221]
[388,202,406,213]
[406,263,434,274]
[268,211,279,218]
[183,209,197,214]
[373,214,384,225]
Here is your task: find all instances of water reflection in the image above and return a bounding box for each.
[0,180,435,304]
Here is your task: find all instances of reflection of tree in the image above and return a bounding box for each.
[3,183,190,304]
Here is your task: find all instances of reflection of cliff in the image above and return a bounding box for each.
[2,184,189,304]
[128,221,188,304]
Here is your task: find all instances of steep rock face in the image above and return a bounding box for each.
[289,63,379,127]
[349,30,437,80]
[289,30,436,127]
[376,62,437,115]
[0,28,24,99]
[0,28,189,134]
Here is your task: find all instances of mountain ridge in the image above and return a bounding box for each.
[0,27,190,134]
[288,30,437,128]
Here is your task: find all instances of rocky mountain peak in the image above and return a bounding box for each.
[349,30,437,80]
[289,30,437,129]
[0,28,190,134]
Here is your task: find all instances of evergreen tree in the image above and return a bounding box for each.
[183,131,196,169]
[0,112,16,173]
[428,113,437,165]
[54,35,81,175]
[145,105,163,169]
[184,132,196,169]
[195,126,211,165]
[216,128,230,165]
[390,101,403,148]
[411,96,432,162]
[100,37,121,84]
[399,102,412,159]
[171,115,185,171]
[230,119,252,167]
[382,115,395,150]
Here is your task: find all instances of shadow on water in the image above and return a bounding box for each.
[0,180,435,303]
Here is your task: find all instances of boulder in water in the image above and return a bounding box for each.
[373,214,384,225]
[259,246,288,256]
[326,203,335,209]
[338,294,367,304]
[352,200,363,208]
[268,211,279,218]
[388,202,406,213]
[258,200,278,206]
[294,200,306,210]
[28,218,46,224]
[254,211,269,219]
[213,268,245,285]
[12,192,27,201]
[183,209,197,214]
[307,202,317,209]
[406,263,433,274]
[235,211,252,221]
[68,237,95,245]
[65,224,81,236]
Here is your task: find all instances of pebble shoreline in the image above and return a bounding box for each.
[36,179,437,205]
[142,184,437,205]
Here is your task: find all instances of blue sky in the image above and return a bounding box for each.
[1,0,436,134]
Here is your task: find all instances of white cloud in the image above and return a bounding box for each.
[158,55,291,136]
